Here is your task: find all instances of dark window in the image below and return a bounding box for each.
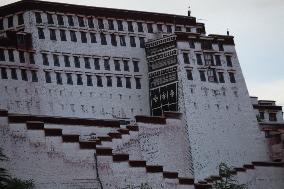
[19,51,25,63]
[107,76,112,87]
[53,54,60,67]
[94,58,100,70]
[218,42,224,51]
[269,113,277,122]
[123,60,129,71]
[0,19,3,30]
[77,74,83,85]
[74,57,80,68]
[157,24,163,32]
[119,35,126,46]
[0,49,5,61]
[78,17,85,27]
[229,72,236,83]
[104,59,110,70]
[38,28,45,39]
[66,73,73,85]
[87,75,93,86]
[137,22,143,32]
[88,18,94,28]
[18,14,24,25]
[70,31,77,42]
[218,72,225,83]
[186,27,191,32]
[208,68,218,82]
[31,70,38,82]
[29,53,35,64]
[35,12,42,24]
[56,72,62,84]
[126,77,131,88]
[117,20,123,31]
[84,57,91,69]
[183,53,190,64]
[175,26,181,31]
[64,55,70,67]
[186,70,193,80]
[100,33,107,45]
[111,34,117,46]
[114,60,120,71]
[90,33,97,43]
[96,76,103,87]
[117,77,122,87]
[204,53,214,66]
[196,54,203,65]
[45,71,51,83]
[128,21,134,32]
[81,32,87,43]
[42,54,49,65]
[199,70,206,82]
[189,40,195,48]
[8,16,13,28]
[201,41,212,50]
[259,112,265,120]
[135,78,141,89]
[226,55,232,67]
[1,68,8,79]
[11,68,17,80]
[147,23,153,33]
[215,55,221,66]
[130,36,136,47]
[50,29,56,40]
[17,34,25,45]
[166,25,172,33]
[108,20,114,30]
[47,13,54,24]
[139,37,145,48]
[60,30,66,41]
[67,15,74,26]
[21,69,28,81]
[8,50,14,62]
[98,19,104,29]
[133,61,139,72]
[57,15,64,25]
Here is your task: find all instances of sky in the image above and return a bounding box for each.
[1,0,284,106]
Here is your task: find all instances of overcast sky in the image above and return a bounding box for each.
[1,0,284,106]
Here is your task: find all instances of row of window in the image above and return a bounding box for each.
[186,69,236,83]
[0,49,34,64]
[0,13,24,30]
[0,67,38,82]
[259,112,278,122]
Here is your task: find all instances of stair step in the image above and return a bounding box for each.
[44,128,62,136]
[179,177,194,185]
[126,125,139,131]
[98,136,112,142]
[234,167,246,172]
[96,147,113,156]
[194,183,212,189]
[243,164,255,169]
[79,141,97,149]
[26,121,44,130]
[113,154,129,162]
[146,165,163,173]
[163,172,178,179]
[108,132,122,139]
[62,135,80,143]
[118,129,130,135]
[129,160,146,167]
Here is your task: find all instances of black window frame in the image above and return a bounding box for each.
[8,49,14,62]
[229,72,236,83]
[53,54,60,67]
[183,53,190,64]
[19,51,25,63]
[11,68,18,80]
[218,72,225,83]
[111,34,117,46]
[100,33,107,45]
[269,113,277,122]
[94,58,100,70]
[226,55,233,67]
[123,60,129,71]
[137,22,144,32]
[45,71,51,83]
[8,16,13,28]
[70,31,77,42]
[67,15,74,26]
[117,20,124,31]
[66,73,73,85]
[60,30,67,41]
[56,72,62,85]
[196,54,203,65]
[157,24,163,32]
[81,32,87,43]
[147,23,153,33]
[78,17,85,27]
[215,55,221,66]
[29,53,35,65]
[35,12,42,24]
[186,70,193,80]
[106,76,112,87]
[139,37,145,48]
[42,53,49,65]
[87,75,93,86]
[133,61,139,72]
[130,36,136,47]
[0,49,5,61]
[64,55,70,67]
[49,29,57,41]
[84,57,91,69]
[96,76,103,87]
[117,77,122,87]
[1,68,8,79]
[127,21,134,32]
[114,60,120,71]
[38,28,45,39]
[76,74,83,85]
[74,56,80,68]
[90,33,97,43]
[126,77,131,88]
[104,59,110,70]
[18,13,24,25]
[31,70,38,82]
[166,25,172,33]
[119,35,126,46]
[57,15,64,26]
[88,18,94,28]
[108,19,114,30]
[47,13,54,25]
[199,70,206,82]
[135,78,141,89]
[98,19,104,29]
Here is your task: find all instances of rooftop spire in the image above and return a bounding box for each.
[188,5,191,16]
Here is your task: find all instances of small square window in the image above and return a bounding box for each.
[269,113,277,122]
[157,24,163,32]
[175,26,182,31]
[259,112,265,120]
[166,25,172,33]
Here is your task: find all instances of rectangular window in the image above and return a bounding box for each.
[218,72,225,83]
[114,60,120,71]
[104,59,110,70]
[269,113,277,122]
[8,16,13,28]
[147,23,153,33]
[94,58,100,70]
[0,49,5,61]
[42,54,49,65]
[11,68,17,80]
[100,33,107,45]
[117,77,122,87]
[218,42,224,51]
[201,41,212,50]
[0,19,3,30]
[18,14,24,25]
[78,17,85,27]
[107,76,112,87]
[81,32,87,43]
[77,74,83,85]
[17,34,25,45]
[96,76,103,87]
[47,13,54,24]
[135,78,141,89]
[108,20,114,30]
[189,40,195,48]
[119,35,126,46]
[123,60,129,71]
[29,54,35,65]
[229,72,236,83]
[57,15,64,26]
[204,53,214,66]
[38,28,45,39]
[215,55,221,66]
[87,75,93,86]
[64,55,70,67]
[90,33,97,43]
[259,112,265,120]
[111,34,117,46]
[117,20,123,31]
[67,15,74,26]
[45,71,51,83]
[74,57,80,68]
[21,69,28,81]
[8,50,14,62]
[186,27,191,32]
[88,18,94,28]
[56,72,62,84]
[226,55,232,67]
[157,24,163,32]
[186,70,193,80]
[128,21,134,32]
[137,22,144,32]
[130,36,136,47]
[139,37,145,48]
[199,70,206,82]
[126,77,131,88]
[53,54,60,67]
[98,19,104,29]
[50,29,56,40]
[35,12,42,24]
[196,54,203,65]
[70,31,77,42]
[31,70,38,82]
[66,73,73,85]
[133,61,139,72]
[183,53,190,64]
[60,30,66,41]
[19,51,25,63]
[175,26,182,31]
[84,57,91,69]
[1,68,8,79]
[166,25,172,33]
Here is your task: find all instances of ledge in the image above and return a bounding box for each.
[26,121,44,130]
[129,160,146,167]
[243,164,254,169]
[163,111,182,119]
[178,177,194,185]
[252,161,284,167]
[234,167,246,172]
[79,141,97,149]
[135,115,166,124]
[163,172,178,179]
[126,125,139,131]
[108,132,122,139]
[146,165,163,173]
[112,154,129,162]
[96,147,113,156]
[44,128,62,136]
[194,183,212,189]
[0,109,8,117]
[118,128,130,134]
[62,135,80,142]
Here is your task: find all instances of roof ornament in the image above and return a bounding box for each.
[188,5,191,16]
[227,28,230,36]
